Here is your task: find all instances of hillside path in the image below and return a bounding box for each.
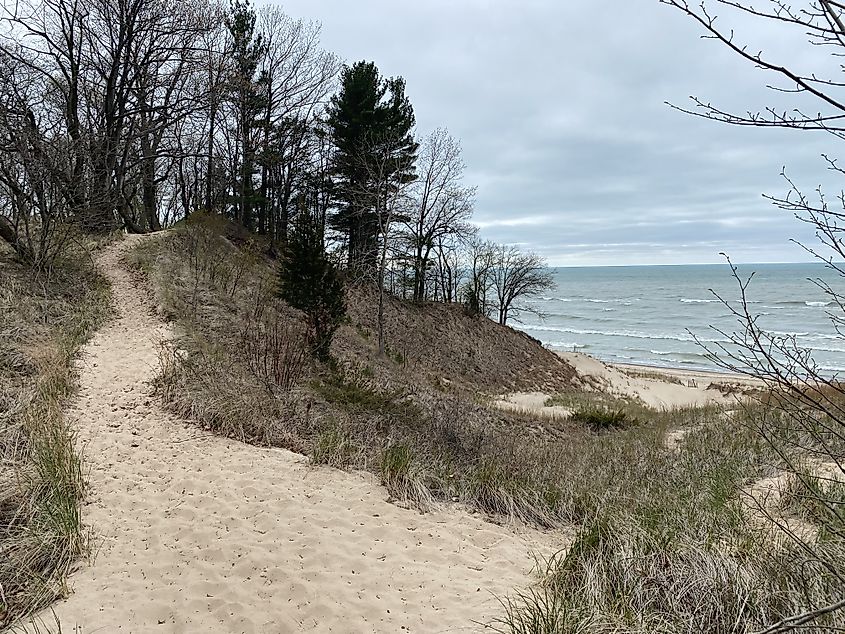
[38,235,552,633]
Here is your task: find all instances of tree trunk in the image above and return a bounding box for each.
[377,280,386,356]
[0,216,33,262]
[205,89,217,213]
[140,136,161,231]
[257,93,273,235]
[413,242,425,301]
[377,218,389,356]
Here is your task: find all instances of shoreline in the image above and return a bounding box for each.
[611,360,756,384]
[547,348,759,384]
[548,351,763,410]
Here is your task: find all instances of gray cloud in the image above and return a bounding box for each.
[270,0,838,265]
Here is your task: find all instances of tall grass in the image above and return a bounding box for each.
[490,405,845,633]
[127,220,845,632]
[0,247,112,629]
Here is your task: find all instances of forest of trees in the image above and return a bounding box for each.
[0,0,552,327]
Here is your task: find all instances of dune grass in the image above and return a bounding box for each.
[126,223,766,525]
[128,220,845,632]
[0,244,112,629]
[490,403,845,633]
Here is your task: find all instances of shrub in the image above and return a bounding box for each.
[278,211,345,361]
[239,307,308,394]
[380,443,413,489]
[311,423,360,468]
[570,408,633,432]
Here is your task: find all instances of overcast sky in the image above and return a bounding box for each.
[269,0,838,266]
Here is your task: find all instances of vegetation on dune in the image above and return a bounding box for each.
[278,210,345,361]
[0,241,112,629]
[1,0,842,631]
[130,220,845,632]
[128,220,577,523]
[491,401,845,634]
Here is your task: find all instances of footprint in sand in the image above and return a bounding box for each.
[26,235,554,633]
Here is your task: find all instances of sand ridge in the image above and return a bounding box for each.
[33,235,553,633]
[559,351,752,409]
[490,353,758,425]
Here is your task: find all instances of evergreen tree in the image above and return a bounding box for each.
[227,0,266,229]
[326,61,418,270]
[279,206,345,360]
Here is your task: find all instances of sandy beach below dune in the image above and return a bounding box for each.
[612,361,764,387]
[26,235,558,634]
[494,351,762,416]
[561,351,762,409]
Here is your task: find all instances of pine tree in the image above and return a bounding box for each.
[279,206,345,360]
[326,61,418,270]
[227,0,266,229]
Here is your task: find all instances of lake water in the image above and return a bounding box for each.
[515,263,845,376]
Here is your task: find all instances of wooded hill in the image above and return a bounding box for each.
[0,0,554,336]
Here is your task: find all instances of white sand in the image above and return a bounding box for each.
[742,459,844,543]
[32,235,555,633]
[559,351,757,410]
[491,352,761,421]
[492,392,571,419]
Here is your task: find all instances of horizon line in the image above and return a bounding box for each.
[548,259,824,269]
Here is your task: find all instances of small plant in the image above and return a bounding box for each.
[311,423,359,468]
[489,586,570,634]
[381,443,413,488]
[465,458,544,523]
[379,443,433,509]
[315,373,391,411]
[570,408,633,432]
[239,306,308,394]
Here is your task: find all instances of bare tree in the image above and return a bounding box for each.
[403,128,475,301]
[255,7,338,243]
[0,0,90,227]
[0,17,85,267]
[196,1,230,216]
[431,234,468,302]
[464,236,496,317]
[0,0,220,237]
[0,0,339,256]
[490,244,554,326]
[130,0,212,231]
[360,137,416,356]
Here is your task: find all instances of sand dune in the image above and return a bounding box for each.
[560,351,756,409]
[491,352,759,423]
[28,235,554,633]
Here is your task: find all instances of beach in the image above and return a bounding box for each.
[493,351,762,419]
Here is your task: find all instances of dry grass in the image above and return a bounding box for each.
[342,284,576,394]
[128,219,845,632]
[0,242,112,629]
[490,403,845,633]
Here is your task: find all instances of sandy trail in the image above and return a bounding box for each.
[38,236,551,633]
